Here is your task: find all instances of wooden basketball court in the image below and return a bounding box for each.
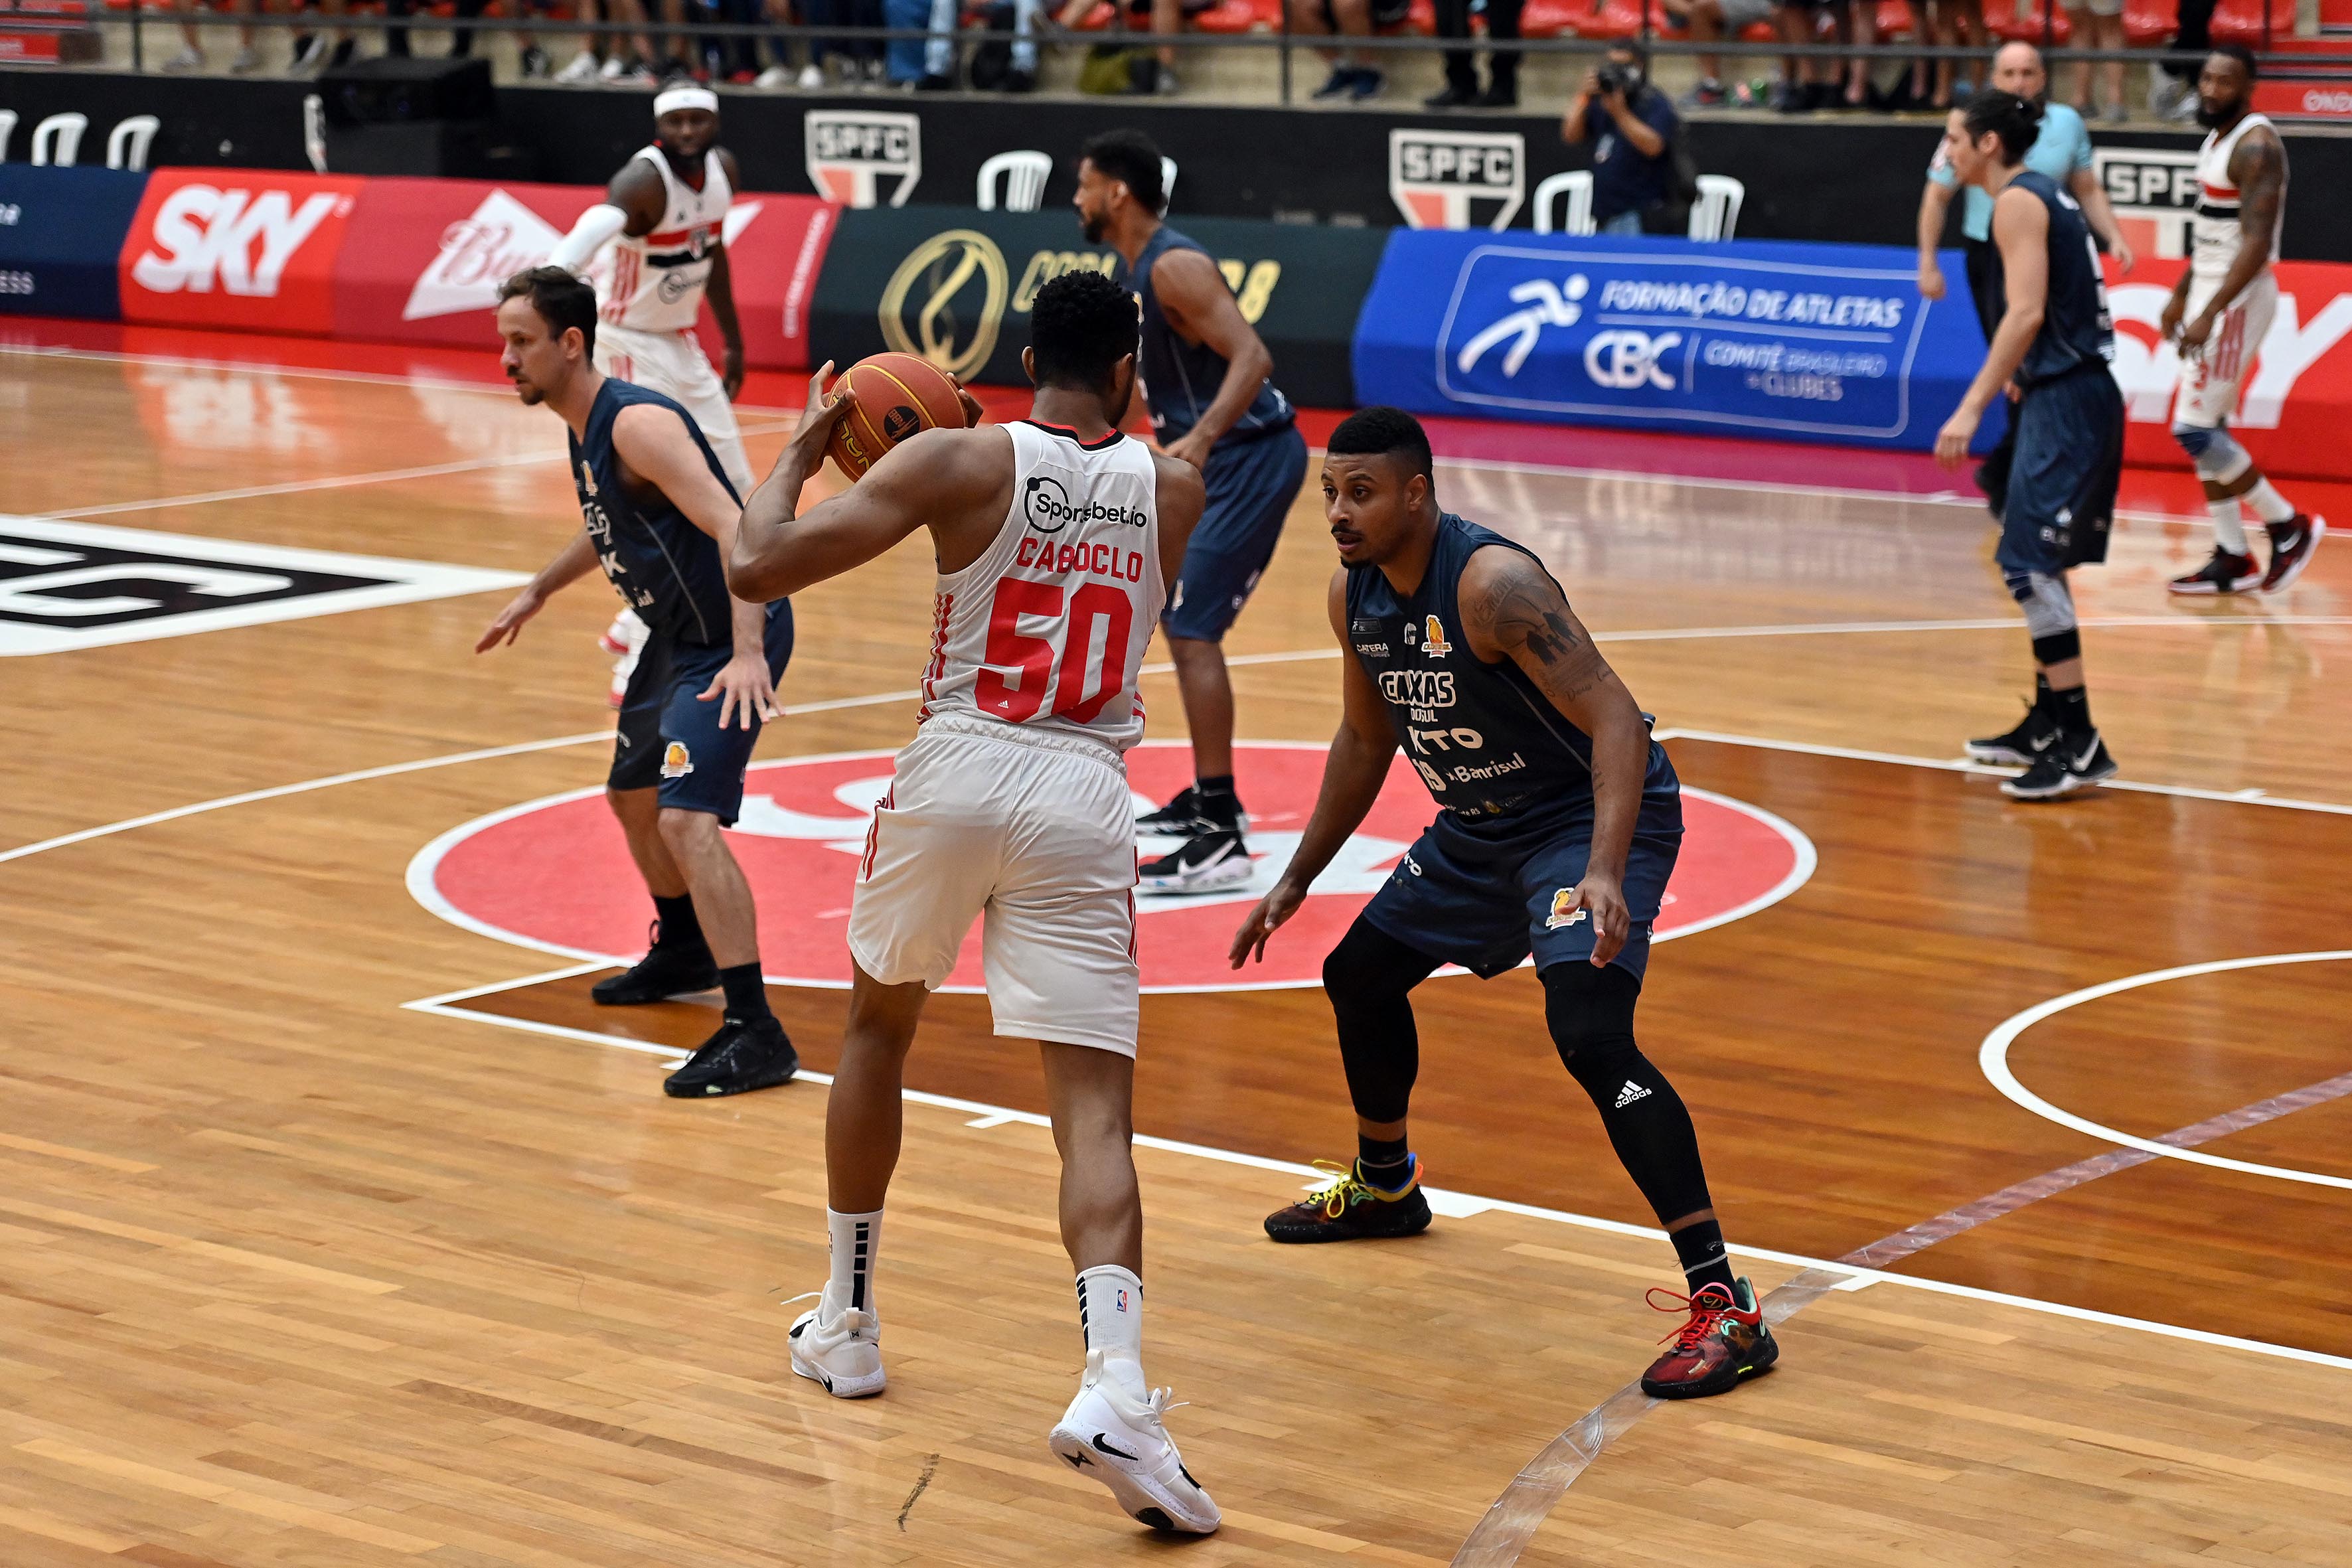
[5,327,2351,1566]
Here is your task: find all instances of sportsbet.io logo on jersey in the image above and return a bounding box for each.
[1023,475,1150,535]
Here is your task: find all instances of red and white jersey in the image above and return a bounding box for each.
[594,146,732,333]
[2191,113,2283,282]
[916,420,1164,753]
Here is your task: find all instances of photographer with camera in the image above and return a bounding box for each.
[1562,45,1681,236]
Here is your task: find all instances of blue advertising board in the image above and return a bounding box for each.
[0,165,149,322]
[1352,232,2000,453]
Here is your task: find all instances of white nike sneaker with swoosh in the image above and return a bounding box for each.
[788,1293,885,1399]
[2001,731,2118,800]
[1047,1350,1219,1533]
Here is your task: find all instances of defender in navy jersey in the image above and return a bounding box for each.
[1229,408,1778,1403]
[1075,129,1312,894]
[479,266,798,1099]
[1934,94,2125,801]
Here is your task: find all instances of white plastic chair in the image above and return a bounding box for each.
[976,149,1053,212]
[1159,155,1178,213]
[107,114,161,172]
[1531,171,1594,236]
[303,93,329,174]
[30,112,88,167]
[1688,174,1745,241]
[0,112,17,164]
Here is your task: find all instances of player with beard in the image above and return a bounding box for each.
[1227,406,1778,1403]
[480,267,799,1099]
[546,86,755,706]
[1073,129,1311,895]
[2161,46,2325,596]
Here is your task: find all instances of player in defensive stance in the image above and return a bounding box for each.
[1227,407,1778,1402]
[545,85,755,704]
[726,274,1219,1534]
[2161,46,2325,596]
[480,267,798,1099]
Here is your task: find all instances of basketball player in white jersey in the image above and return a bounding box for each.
[2163,46,2325,596]
[546,86,754,698]
[726,272,1219,1536]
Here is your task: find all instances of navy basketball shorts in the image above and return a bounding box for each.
[1998,366,2124,577]
[608,601,795,825]
[1162,422,1309,643]
[1360,792,1685,984]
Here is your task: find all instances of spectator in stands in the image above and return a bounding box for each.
[1773,0,1874,111]
[1291,0,1404,101]
[1911,0,1982,110]
[1661,0,1777,106]
[2063,0,2128,121]
[163,0,261,72]
[807,0,886,84]
[1424,0,1521,108]
[550,0,662,80]
[1054,0,1210,94]
[2152,0,2214,118]
[1561,44,1678,234]
[289,0,357,71]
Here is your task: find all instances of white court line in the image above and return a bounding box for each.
[402,985,2352,1375]
[1980,952,2352,1192]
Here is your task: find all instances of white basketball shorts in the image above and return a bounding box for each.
[2171,270,2276,432]
[847,712,1140,1057]
[593,322,754,497]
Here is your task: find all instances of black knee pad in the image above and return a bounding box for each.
[1323,917,1441,1127]
[2032,629,2081,665]
[1542,961,1642,1079]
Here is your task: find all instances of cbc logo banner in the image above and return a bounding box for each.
[805,110,923,208]
[0,516,526,657]
[1389,128,1526,231]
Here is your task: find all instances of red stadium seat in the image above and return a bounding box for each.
[1577,0,1644,39]
[1188,0,1261,32]
[1984,0,2069,42]
[1067,1,1119,29]
[1394,0,1436,33]
[1522,0,1583,37]
[2209,0,2294,44]
[1737,17,1776,39]
[2122,0,2173,44]
[1875,0,1917,39]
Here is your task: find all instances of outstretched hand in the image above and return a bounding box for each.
[475,586,544,653]
[1229,878,1308,969]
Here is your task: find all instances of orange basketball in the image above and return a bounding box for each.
[824,351,971,481]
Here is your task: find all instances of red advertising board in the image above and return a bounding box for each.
[327,175,837,371]
[2105,255,2352,481]
[118,171,366,335]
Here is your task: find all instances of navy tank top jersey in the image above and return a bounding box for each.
[569,377,744,647]
[2005,169,2116,388]
[1346,514,1675,845]
[1125,224,1293,450]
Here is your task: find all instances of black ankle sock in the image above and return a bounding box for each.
[2032,672,2053,715]
[2053,684,2092,738]
[718,962,771,1024]
[1670,1218,1736,1298]
[1356,1133,1414,1190]
[1195,774,1240,824]
[653,894,706,954]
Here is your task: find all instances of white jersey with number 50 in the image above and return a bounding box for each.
[916,420,1163,752]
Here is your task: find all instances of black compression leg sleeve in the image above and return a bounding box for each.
[1322,917,1445,1126]
[1542,962,1715,1225]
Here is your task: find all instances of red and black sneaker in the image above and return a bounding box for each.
[1263,1158,1433,1244]
[2261,513,2326,594]
[2168,546,2260,595]
[1639,1279,1778,1399]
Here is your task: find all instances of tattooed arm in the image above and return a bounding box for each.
[1460,545,1650,965]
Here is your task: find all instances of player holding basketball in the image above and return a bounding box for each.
[544,86,754,703]
[2162,46,2325,596]
[1227,406,1778,1403]
[480,266,799,1100]
[1935,94,2126,802]
[1074,129,1310,894]
[726,273,1220,1534]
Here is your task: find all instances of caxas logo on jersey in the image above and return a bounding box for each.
[1377,670,1455,708]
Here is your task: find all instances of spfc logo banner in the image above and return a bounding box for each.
[805,111,923,209]
[1389,129,1525,231]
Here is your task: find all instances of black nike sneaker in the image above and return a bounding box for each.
[1137,826,1252,893]
[2262,513,2327,594]
[663,1015,797,1098]
[1965,696,2061,767]
[1135,786,1204,835]
[1264,1159,1434,1243]
[591,922,719,1005]
[2001,731,2118,801]
[2168,546,2260,595]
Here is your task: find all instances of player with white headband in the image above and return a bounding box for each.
[546,86,755,702]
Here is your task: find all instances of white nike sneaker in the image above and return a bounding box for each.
[1137,826,1251,894]
[787,1293,885,1399]
[1047,1350,1219,1534]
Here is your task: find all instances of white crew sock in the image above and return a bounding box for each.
[2245,477,2298,526]
[1075,1264,1147,1395]
[825,1208,883,1322]
[2208,497,2249,555]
